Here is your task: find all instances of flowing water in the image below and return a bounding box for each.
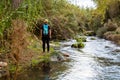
[18,36,120,80]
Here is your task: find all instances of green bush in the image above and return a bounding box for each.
[105,20,118,31]
[71,43,78,48]
[97,20,118,38]
[75,37,87,42]
[97,27,108,37]
[39,54,51,63]
[78,42,85,48]
[71,42,85,48]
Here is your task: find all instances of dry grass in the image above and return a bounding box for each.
[10,19,43,68]
[104,33,120,44]
[104,20,118,31]
[116,27,120,34]
[104,31,115,39]
[97,20,118,37]
[10,19,28,63]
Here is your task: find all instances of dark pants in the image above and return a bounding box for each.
[42,36,50,52]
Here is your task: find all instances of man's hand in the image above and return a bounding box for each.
[49,29,51,39]
[50,35,51,39]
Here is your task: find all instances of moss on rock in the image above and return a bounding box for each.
[90,37,96,40]
[71,43,78,48]
[75,37,87,42]
[71,42,85,48]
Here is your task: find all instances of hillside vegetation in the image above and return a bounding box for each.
[0,0,87,55]
[80,0,120,45]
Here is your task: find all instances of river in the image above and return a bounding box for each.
[18,36,120,80]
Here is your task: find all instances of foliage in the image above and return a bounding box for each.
[75,37,87,42]
[0,0,89,56]
[9,64,17,73]
[84,31,95,36]
[72,36,86,48]
[87,0,120,34]
[71,42,85,48]
[97,20,118,37]
[103,31,116,39]
[31,59,40,67]
[0,0,88,42]
[104,20,118,31]
[10,19,28,63]
[78,42,85,48]
[71,43,78,48]
[116,27,120,34]
[39,54,51,63]
[97,27,107,37]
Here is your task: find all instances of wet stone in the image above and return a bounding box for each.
[105,46,111,48]
[112,49,120,52]
[62,53,69,57]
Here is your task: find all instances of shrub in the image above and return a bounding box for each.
[71,43,78,48]
[104,20,118,31]
[84,31,95,36]
[111,34,120,43]
[97,20,118,38]
[104,34,120,44]
[76,37,87,42]
[78,42,85,48]
[97,27,108,37]
[10,19,28,63]
[103,31,115,39]
[116,27,120,34]
[71,42,85,48]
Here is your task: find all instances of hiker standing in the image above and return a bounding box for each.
[40,19,51,53]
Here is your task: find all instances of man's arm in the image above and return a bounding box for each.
[49,29,51,39]
[49,26,51,39]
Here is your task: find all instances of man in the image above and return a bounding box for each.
[40,19,51,53]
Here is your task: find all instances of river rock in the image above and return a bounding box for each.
[62,53,69,57]
[57,53,66,61]
[50,55,59,62]
[50,53,67,62]
[0,62,7,67]
[112,49,120,52]
[105,46,111,48]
